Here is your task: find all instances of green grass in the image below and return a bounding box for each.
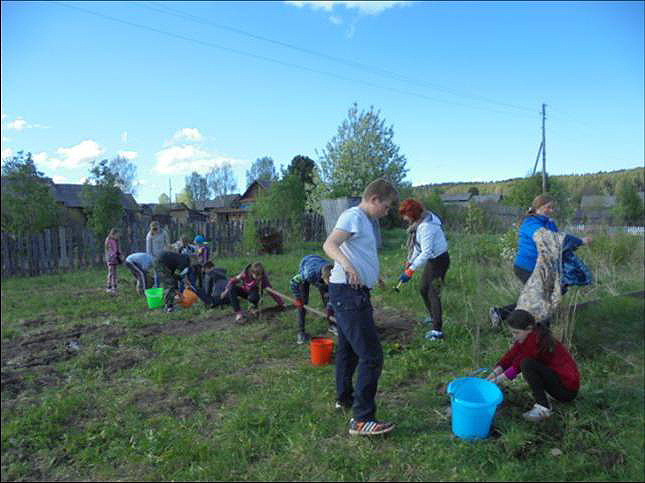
[2,232,643,481]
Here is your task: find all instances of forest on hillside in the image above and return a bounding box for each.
[414,167,644,203]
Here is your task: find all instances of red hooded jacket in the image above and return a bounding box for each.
[497,331,580,391]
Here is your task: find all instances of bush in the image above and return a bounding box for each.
[587,233,641,266]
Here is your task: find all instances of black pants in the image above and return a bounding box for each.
[496,266,533,320]
[125,260,149,292]
[229,285,260,312]
[294,282,330,332]
[521,358,578,408]
[330,283,383,422]
[419,252,450,332]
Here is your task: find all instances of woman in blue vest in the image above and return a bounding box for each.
[489,194,591,327]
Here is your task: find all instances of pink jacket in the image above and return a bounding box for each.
[225,264,284,305]
[105,237,120,265]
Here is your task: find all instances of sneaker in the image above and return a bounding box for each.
[425,329,444,340]
[489,307,502,328]
[335,400,352,411]
[296,331,310,345]
[235,312,245,323]
[348,418,395,436]
[522,403,552,422]
[164,306,174,313]
[420,316,433,325]
[328,323,339,336]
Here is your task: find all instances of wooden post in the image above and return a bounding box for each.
[265,287,336,323]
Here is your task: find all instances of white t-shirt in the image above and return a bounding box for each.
[329,206,380,288]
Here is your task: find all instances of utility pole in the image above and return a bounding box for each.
[541,103,547,193]
[169,178,172,205]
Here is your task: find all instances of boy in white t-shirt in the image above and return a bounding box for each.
[323,178,399,436]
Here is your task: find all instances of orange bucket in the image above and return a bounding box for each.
[309,337,334,366]
[179,288,198,308]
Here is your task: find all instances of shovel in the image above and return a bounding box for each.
[393,281,403,292]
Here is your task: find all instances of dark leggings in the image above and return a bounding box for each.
[229,285,260,312]
[521,358,578,408]
[496,266,533,320]
[419,252,450,332]
[295,283,329,332]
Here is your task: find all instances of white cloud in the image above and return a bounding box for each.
[40,140,104,169]
[286,1,409,15]
[164,127,203,147]
[329,15,342,24]
[6,117,49,130]
[52,175,68,183]
[8,118,28,130]
[2,147,12,159]
[117,150,138,160]
[121,131,128,143]
[79,177,88,184]
[33,152,48,164]
[154,144,246,175]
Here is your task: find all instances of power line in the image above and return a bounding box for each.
[51,1,538,119]
[137,0,537,114]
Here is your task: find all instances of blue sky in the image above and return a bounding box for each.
[2,1,643,203]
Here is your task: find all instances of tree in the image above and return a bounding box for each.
[613,178,644,223]
[253,173,306,220]
[158,193,171,204]
[468,186,480,196]
[504,173,572,222]
[316,103,409,199]
[184,172,209,205]
[175,188,194,208]
[246,156,277,188]
[1,151,60,234]
[108,155,138,195]
[81,159,124,239]
[285,155,316,185]
[206,163,238,197]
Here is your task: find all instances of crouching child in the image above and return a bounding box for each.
[154,250,214,312]
[487,309,579,422]
[124,252,155,295]
[221,262,284,323]
[289,254,336,345]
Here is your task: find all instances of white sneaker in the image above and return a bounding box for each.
[522,403,552,422]
[489,307,502,328]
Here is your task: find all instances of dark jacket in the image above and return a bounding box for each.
[289,255,332,300]
[561,235,593,288]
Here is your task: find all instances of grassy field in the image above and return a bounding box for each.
[2,229,644,481]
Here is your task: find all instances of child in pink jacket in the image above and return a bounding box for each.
[104,228,121,294]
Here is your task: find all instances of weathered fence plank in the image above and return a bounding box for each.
[1,213,326,278]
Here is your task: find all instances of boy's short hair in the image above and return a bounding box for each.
[362,178,399,205]
[321,264,332,283]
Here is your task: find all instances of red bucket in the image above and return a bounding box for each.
[309,337,334,366]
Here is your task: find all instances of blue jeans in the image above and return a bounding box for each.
[329,283,383,422]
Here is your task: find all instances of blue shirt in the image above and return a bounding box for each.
[514,215,559,272]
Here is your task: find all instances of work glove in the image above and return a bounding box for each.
[325,306,335,320]
[399,268,415,284]
[294,298,304,309]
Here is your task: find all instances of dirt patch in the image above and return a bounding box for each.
[130,388,198,419]
[373,306,418,344]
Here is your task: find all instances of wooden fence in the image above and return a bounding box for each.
[1,213,326,278]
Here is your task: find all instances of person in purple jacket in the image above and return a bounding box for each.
[221,262,284,323]
[489,194,591,327]
[104,228,121,295]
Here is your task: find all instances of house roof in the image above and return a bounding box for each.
[580,195,615,209]
[440,193,472,202]
[194,194,241,211]
[472,194,502,203]
[240,179,273,200]
[51,183,139,210]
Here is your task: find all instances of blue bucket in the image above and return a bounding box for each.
[447,377,503,440]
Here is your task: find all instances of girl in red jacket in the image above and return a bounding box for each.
[487,309,579,422]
